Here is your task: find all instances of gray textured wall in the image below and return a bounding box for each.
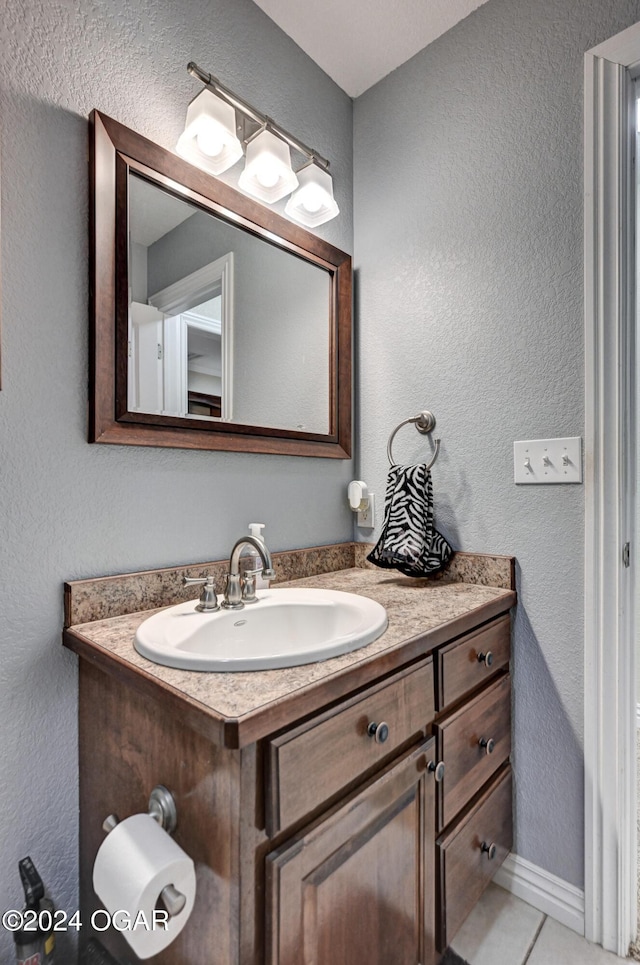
[0,0,352,958]
[354,0,640,889]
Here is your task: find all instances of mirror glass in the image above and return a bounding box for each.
[90,110,351,457]
[128,173,331,433]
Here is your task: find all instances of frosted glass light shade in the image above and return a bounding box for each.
[285,164,339,227]
[238,129,298,203]
[176,89,243,175]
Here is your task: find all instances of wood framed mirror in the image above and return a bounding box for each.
[89,110,352,457]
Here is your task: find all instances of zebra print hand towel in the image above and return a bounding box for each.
[366,464,452,577]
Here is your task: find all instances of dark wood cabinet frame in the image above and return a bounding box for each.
[89,110,352,457]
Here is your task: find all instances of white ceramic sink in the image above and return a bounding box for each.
[134,587,388,672]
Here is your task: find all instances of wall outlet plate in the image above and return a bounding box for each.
[514,437,582,484]
[357,493,375,528]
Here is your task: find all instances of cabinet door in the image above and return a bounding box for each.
[266,739,437,965]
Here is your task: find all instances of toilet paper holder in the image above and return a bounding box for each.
[101,785,185,918]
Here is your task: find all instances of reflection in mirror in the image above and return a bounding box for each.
[128,172,331,434]
[184,306,223,418]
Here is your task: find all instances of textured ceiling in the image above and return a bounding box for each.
[250,0,490,97]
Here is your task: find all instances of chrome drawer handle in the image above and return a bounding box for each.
[367,721,389,744]
[477,651,493,667]
[428,760,445,783]
[479,737,495,755]
[481,841,497,860]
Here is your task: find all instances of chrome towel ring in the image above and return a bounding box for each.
[387,410,441,468]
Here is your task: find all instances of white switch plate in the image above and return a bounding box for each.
[514,437,582,484]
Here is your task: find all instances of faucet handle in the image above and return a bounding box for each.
[241,571,258,604]
[182,575,219,612]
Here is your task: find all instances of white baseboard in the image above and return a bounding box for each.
[493,853,585,936]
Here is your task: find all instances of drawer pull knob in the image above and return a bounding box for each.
[478,651,493,667]
[481,841,497,860]
[479,737,495,755]
[367,721,390,744]
[428,760,446,783]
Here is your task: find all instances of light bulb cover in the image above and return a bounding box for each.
[284,163,339,227]
[176,88,243,175]
[238,129,298,203]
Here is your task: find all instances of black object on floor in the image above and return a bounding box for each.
[441,947,472,965]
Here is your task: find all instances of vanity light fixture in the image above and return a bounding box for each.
[178,62,339,225]
[238,128,298,204]
[238,127,298,203]
[285,161,339,227]
[176,88,243,175]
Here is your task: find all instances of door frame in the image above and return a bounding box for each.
[584,22,638,955]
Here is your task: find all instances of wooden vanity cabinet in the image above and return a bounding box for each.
[75,607,512,965]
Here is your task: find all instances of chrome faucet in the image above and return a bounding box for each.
[222,535,276,610]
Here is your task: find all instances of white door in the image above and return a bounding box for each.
[128,302,164,413]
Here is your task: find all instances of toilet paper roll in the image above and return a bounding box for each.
[92,813,196,960]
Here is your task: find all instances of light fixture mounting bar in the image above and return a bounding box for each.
[187,62,330,170]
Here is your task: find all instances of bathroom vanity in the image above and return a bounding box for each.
[64,545,515,965]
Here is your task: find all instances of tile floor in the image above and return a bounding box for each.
[450,883,633,964]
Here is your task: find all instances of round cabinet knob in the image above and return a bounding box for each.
[367,721,390,744]
[481,841,497,860]
[160,884,187,918]
[479,737,495,755]
[477,651,493,667]
[428,760,446,783]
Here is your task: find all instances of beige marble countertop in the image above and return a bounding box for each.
[64,565,516,748]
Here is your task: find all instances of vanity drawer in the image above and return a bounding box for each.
[266,658,434,836]
[436,615,510,711]
[436,765,512,951]
[436,674,511,829]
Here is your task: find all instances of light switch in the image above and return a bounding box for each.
[514,437,582,484]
